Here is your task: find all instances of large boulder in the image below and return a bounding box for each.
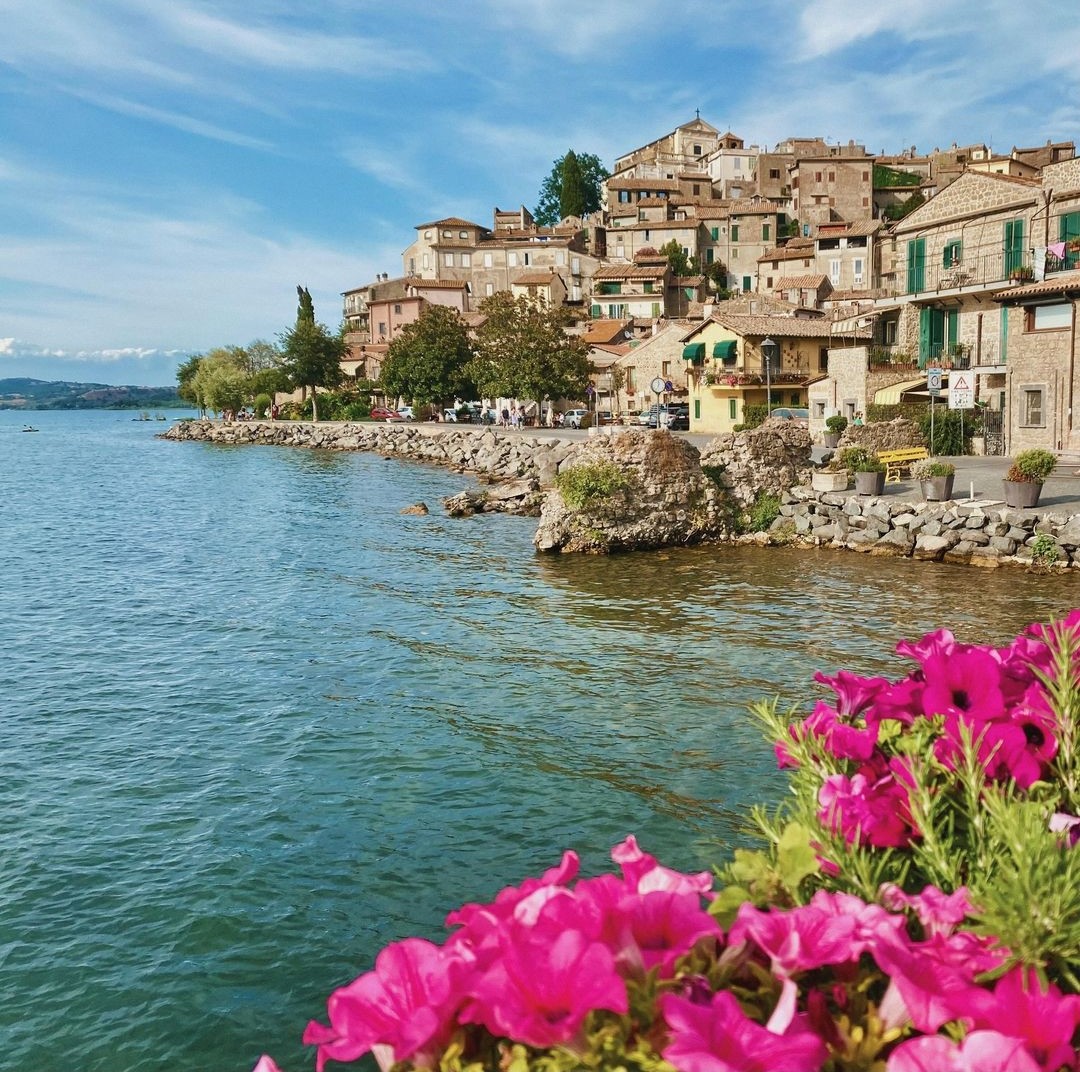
[698,419,813,509]
[533,429,728,553]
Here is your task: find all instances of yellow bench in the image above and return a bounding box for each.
[879,446,929,484]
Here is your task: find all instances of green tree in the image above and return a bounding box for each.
[176,354,205,413]
[467,292,590,403]
[381,305,474,408]
[279,318,345,422]
[533,150,609,226]
[189,347,249,415]
[297,285,315,324]
[659,238,695,278]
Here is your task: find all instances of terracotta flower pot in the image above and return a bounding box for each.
[1003,480,1042,508]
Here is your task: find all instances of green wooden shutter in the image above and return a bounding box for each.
[742,276,752,292]
[907,238,925,292]
[1060,211,1080,268]
[731,225,739,241]
[710,227,719,240]
[763,224,770,241]
[947,308,958,353]
[1000,305,1009,364]
[918,306,932,367]
[706,248,714,264]
[1004,218,1024,276]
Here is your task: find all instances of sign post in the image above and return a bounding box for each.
[650,376,666,428]
[927,366,942,453]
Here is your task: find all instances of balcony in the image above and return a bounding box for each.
[873,250,1036,298]
[701,368,810,388]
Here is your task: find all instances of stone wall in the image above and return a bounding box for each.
[699,418,813,507]
[773,486,1080,568]
[163,419,581,487]
[837,417,924,453]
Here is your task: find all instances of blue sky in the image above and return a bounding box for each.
[2,0,1078,386]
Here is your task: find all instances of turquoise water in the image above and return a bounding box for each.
[1,409,1076,1071]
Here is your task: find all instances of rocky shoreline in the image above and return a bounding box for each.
[162,419,1080,569]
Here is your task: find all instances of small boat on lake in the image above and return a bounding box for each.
[21,425,39,432]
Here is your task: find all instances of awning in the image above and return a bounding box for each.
[683,343,706,363]
[873,376,946,406]
[712,340,737,360]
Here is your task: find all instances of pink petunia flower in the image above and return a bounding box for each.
[886,1030,1041,1072]
[251,1058,284,1072]
[879,884,975,938]
[919,647,1007,724]
[614,889,722,976]
[813,668,892,718]
[801,701,880,761]
[460,926,627,1048]
[659,990,827,1072]
[302,938,469,1072]
[818,769,914,848]
[610,835,713,898]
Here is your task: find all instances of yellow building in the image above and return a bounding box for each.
[683,313,869,433]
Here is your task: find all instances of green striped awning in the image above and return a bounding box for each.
[712,340,737,360]
[683,343,706,363]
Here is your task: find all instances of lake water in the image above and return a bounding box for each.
[1,409,1076,1071]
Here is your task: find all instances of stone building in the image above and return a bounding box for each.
[682,312,863,434]
[994,272,1080,453]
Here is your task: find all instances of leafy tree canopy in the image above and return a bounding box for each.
[297,285,315,324]
[533,150,609,227]
[467,292,590,403]
[279,315,345,422]
[659,238,696,278]
[381,305,475,407]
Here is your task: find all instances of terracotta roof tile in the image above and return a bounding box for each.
[773,274,830,290]
[512,270,561,286]
[685,311,870,340]
[993,271,1080,301]
[593,265,668,280]
[415,216,485,229]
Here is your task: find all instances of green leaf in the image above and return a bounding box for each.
[776,822,820,892]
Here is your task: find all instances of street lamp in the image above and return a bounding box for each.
[761,337,779,416]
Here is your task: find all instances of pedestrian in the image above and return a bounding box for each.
[853,411,864,427]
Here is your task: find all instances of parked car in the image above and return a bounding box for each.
[564,408,590,429]
[396,405,414,421]
[370,405,401,421]
[642,405,668,428]
[596,410,615,425]
[667,407,689,430]
[769,407,810,425]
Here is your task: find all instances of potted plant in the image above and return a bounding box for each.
[840,446,886,496]
[1003,448,1056,508]
[823,414,847,449]
[811,455,850,492]
[1009,264,1035,283]
[912,458,956,501]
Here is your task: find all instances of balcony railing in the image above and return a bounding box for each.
[701,369,810,387]
[873,250,1036,297]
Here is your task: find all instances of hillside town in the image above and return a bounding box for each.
[338,117,1080,456]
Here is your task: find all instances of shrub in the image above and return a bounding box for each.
[911,458,956,479]
[740,404,769,430]
[825,414,848,435]
[837,446,882,473]
[253,393,272,418]
[555,461,631,510]
[737,492,782,534]
[1008,448,1057,483]
[1030,532,1062,570]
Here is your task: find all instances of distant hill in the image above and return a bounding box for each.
[0,378,184,410]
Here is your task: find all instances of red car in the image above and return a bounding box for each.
[369,406,402,421]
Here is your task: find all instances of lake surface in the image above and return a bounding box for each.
[2,409,1076,1071]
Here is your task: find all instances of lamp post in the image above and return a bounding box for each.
[761,337,778,416]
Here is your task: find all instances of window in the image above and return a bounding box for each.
[853,257,864,285]
[815,171,822,182]
[819,348,829,371]
[813,400,826,418]
[706,249,714,264]
[483,252,493,268]
[943,240,962,267]
[393,304,402,314]
[571,257,581,273]
[378,321,386,336]
[762,224,771,241]
[710,227,719,240]
[790,392,800,405]
[625,367,635,392]
[829,171,835,182]
[693,184,700,195]
[442,230,451,238]
[486,283,494,296]
[422,254,430,269]
[651,302,661,317]
[523,252,531,266]
[1026,303,1071,330]
[461,253,471,267]
[734,157,742,171]
[829,258,841,285]
[729,399,737,419]
[769,168,780,180]
[555,251,566,265]
[591,303,601,317]
[695,399,701,420]
[643,281,653,293]
[508,251,518,267]
[459,230,468,239]
[444,253,454,267]
[693,144,702,155]
[662,361,670,377]
[1022,386,1045,426]
[619,190,631,203]
[742,275,752,292]
[862,171,869,182]
[731,224,739,242]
